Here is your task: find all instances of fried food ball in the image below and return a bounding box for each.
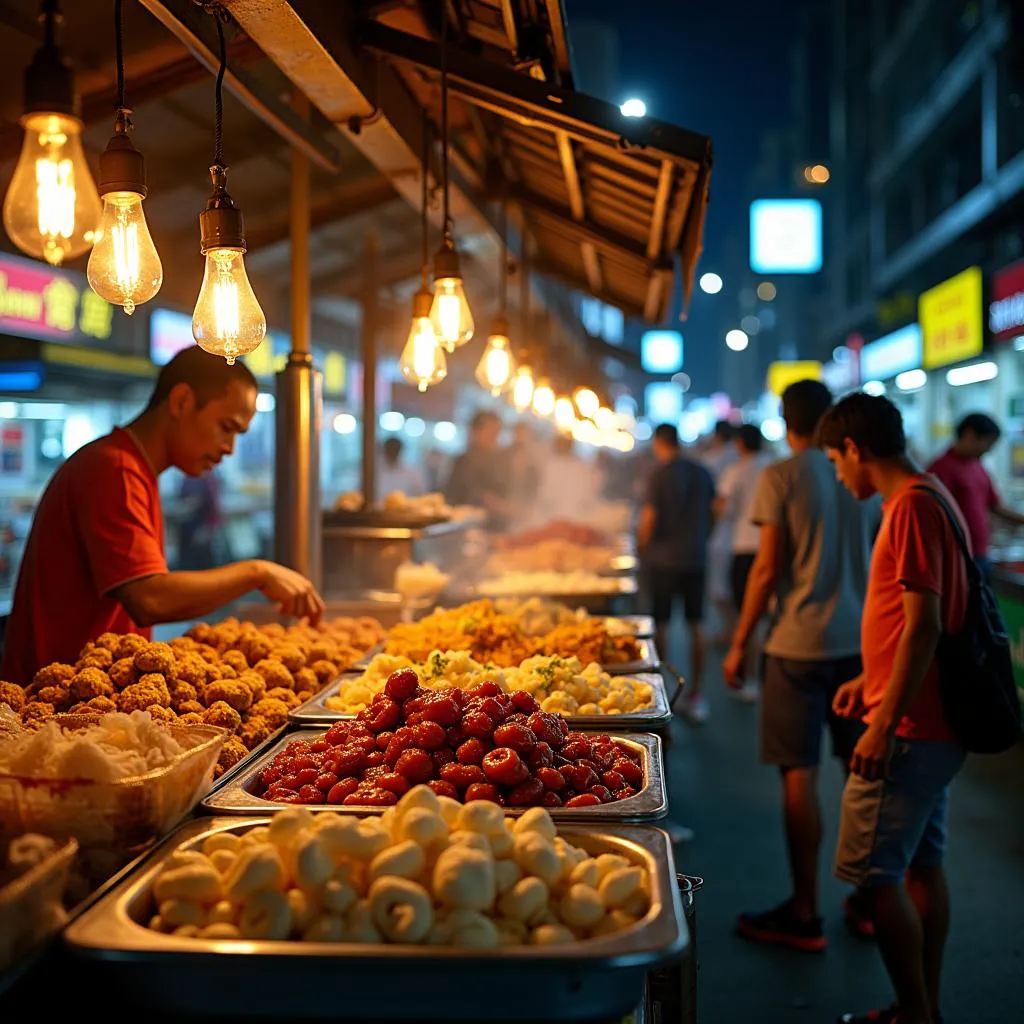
[70,667,115,702]
[238,715,274,750]
[307,643,339,665]
[22,702,55,724]
[250,698,290,730]
[177,700,206,716]
[147,705,178,724]
[108,658,139,691]
[194,643,221,665]
[295,690,314,706]
[218,664,238,681]
[236,671,266,704]
[86,695,118,714]
[239,633,273,667]
[66,702,93,716]
[218,736,249,773]
[0,682,26,713]
[92,632,123,653]
[202,701,242,732]
[221,650,249,674]
[272,645,306,674]
[186,622,217,646]
[169,681,199,711]
[177,712,204,727]
[209,621,243,653]
[264,687,301,709]
[204,679,253,714]
[293,667,319,694]
[253,659,293,691]
[31,663,75,692]
[116,634,148,661]
[34,685,70,708]
[173,654,209,688]
[76,648,114,671]
[118,678,172,714]
[169,636,199,658]
[134,642,176,676]
[260,623,287,640]
[309,660,338,687]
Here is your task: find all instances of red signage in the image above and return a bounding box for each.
[990,260,1024,342]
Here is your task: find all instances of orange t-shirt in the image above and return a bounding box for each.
[1,429,167,685]
[861,474,967,741]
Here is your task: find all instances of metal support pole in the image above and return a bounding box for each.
[274,92,322,589]
[361,232,380,503]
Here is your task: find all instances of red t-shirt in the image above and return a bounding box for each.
[1,429,167,685]
[861,475,967,741]
[927,448,998,556]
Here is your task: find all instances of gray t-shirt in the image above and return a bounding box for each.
[750,448,880,660]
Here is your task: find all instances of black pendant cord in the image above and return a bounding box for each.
[500,200,508,317]
[440,9,451,245]
[114,0,125,110]
[421,111,430,288]
[213,15,226,168]
[41,0,59,49]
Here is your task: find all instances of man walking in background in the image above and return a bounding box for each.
[638,423,715,723]
[725,380,879,950]
[927,413,1024,577]
[821,393,968,1024]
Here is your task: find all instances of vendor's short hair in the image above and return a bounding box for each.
[147,345,258,410]
[781,380,832,439]
[654,423,680,448]
[817,393,906,458]
[736,424,764,452]
[956,413,1001,441]
[713,420,734,442]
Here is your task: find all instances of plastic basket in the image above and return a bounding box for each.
[0,718,226,887]
[0,837,77,973]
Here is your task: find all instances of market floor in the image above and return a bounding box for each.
[659,626,1024,1024]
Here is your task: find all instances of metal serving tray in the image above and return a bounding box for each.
[610,614,655,637]
[203,730,666,821]
[605,637,660,675]
[204,722,289,797]
[289,672,674,731]
[64,816,685,1021]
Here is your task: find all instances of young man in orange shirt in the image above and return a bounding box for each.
[820,393,968,1024]
[1,346,325,686]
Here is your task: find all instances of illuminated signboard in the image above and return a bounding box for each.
[859,323,922,381]
[0,251,113,345]
[641,330,684,374]
[750,199,822,274]
[767,360,822,397]
[919,266,983,370]
[644,381,683,422]
[989,260,1024,342]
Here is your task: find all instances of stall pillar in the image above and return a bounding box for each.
[274,93,323,588]
[361,231,380,503]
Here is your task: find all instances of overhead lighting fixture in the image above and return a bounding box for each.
[430,13,473,351]
[553,395,576,433]
[401,115,446,392]
[87,0,162,315]
[725,329,749,352]
[532,377,556,418]
[191,10,266,364]
[3,0,102,266]
[573,386,600,419]
[511,363,535,413]
[475,200,516,394]
[595,406,616,431]
[895,369,927,392]
[699,272,723,294]
[946,361,998,387]
[620,98,646,118]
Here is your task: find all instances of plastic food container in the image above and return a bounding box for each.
[0,718,226,888]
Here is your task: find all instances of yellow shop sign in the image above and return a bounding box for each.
[919,266,983,370]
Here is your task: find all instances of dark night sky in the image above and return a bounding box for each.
[565,0,806,395]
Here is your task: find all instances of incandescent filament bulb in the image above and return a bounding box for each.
[87,191,162,315]
[430,276,474,351]
[554,396,577,432]
[3,113,101,266]
[511,366,535,413]
[532,380,556,418]
[574,386,600,420]
[192,247,266,365]
[475,333,515,395]
[400,314,447,392]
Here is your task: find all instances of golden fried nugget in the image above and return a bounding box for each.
[309,660,338,687]
[115,634,148,661]
[250,697,289,729]
[146,705,177,724]
[86,695,118,714]
[264,686,300,709]
[177,700,205,716]
[134,642,175,676]
[252,659,293,690]
[177,712,204,727]
[238,714,274,749]
[22,702,55,723]
[34,685,70,707]
[218,736,249,773]
[204,679,253,714]
[70,667,114,702]
[294,690,313,706]
[172,654,208,687]
[293,667,319,693]
[260,623,287,639]
[108,658,138,690]
[218,664,238,680]
[169,681,198,707]
[31,663,75,692]
[202,700,242,732]
[240,633,273,666]
[0,681,26,713]
[118,678,171,713]
[237,671,267,703]
[77,648,114,671]
[221,650,249,674]
[272,645,306,674]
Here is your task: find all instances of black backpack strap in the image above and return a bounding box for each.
[911,484,981,588]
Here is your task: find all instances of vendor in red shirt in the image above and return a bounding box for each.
[821,393,968,1024]
[927,413,1024,574]
[1,346,325,686]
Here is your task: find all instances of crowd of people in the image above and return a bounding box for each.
[636,380,1018,1024]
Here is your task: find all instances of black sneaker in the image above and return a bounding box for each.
[735,899,826,952]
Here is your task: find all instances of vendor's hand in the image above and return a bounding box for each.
[850,722,895,782]
[255,561,325,625]
[722,644,744,689]
[832,675,865,719]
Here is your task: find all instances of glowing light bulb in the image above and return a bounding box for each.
[3,113,101,266]
[192,248,266,364]
[475,327,515,395]
[532,378,556,418]
[400,290,447,392]
[431,276,474,352]
[572,418,598,445]
[573,386,600,419]
[554,396,577,433]
[87,191,162,314]
[511,366,535,413]
[595,406,616,431]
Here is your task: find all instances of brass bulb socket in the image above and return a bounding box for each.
[411,288,434,319]
[199,165,246,253]
[98,130,147,198]
[432,242,462,282]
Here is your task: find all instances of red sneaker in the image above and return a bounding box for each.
[736,900,827,953]
[843,894,876,939]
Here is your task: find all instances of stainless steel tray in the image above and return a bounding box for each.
[205,722,289,796]
[605,637,660,675]
[353,639,385,667]
[203,730,667,821]
[289,672,674,731]
[611,614,655,637]
[64,816,685,1021]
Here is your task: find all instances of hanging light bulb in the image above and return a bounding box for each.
[3,1,101,266]
[191,18,265,364]
[574,386,600,420]
[401,288,446,392]
[532,377,556,418]
[87,5,161,315]
[475,318,516,395]
[511,364,535,413]
[554,395,577,433]
[595,405,617,431]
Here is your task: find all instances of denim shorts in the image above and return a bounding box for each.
[834,738,966,888]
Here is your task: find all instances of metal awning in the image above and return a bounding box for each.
[359,18,712,322]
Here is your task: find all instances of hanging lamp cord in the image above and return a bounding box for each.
[41,0,59,49]
[440,8,452,247]
[421,111,430,288]
[500,199,508,316]
[213,14,227,168]
[114,0,125,111]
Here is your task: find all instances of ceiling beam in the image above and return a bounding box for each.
[139,0,344,171]
[555,129,602,295]
[316,249,426,298]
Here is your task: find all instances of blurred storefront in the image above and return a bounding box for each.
[858,323,928,460]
